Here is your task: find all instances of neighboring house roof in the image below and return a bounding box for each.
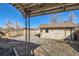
[40,22,77,29]
[20,27,39,30]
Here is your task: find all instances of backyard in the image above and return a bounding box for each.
[0,33,79,56]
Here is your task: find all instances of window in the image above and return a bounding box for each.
[45,29,48,33]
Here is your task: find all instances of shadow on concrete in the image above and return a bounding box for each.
[0,37,41,56]
[0,47,16,56]
[64,30,79,52]
[65,40,79,52]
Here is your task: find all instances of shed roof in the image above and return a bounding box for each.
[40,22,77,29]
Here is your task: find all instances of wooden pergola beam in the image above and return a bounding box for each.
[11,3,79,17]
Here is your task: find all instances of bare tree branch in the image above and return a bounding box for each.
[68,12,76,22]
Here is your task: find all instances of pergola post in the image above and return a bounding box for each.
[27,10,31,56]
[24,9,31,56]
[24,16,28,55]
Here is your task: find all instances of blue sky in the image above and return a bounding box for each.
[0,3,79,28]
[0,3,25,28]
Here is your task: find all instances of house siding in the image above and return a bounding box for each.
[40,29,74,40]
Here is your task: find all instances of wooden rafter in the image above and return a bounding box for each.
[11,3,79,17]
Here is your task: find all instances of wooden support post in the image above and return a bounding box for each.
[13,47,19,56]
[25,9,31,56]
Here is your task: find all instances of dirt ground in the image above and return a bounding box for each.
[0,34,79,56]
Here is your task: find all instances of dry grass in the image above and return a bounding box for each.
[35,39,79,56]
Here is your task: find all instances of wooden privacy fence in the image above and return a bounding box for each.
[74,30,79,41]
